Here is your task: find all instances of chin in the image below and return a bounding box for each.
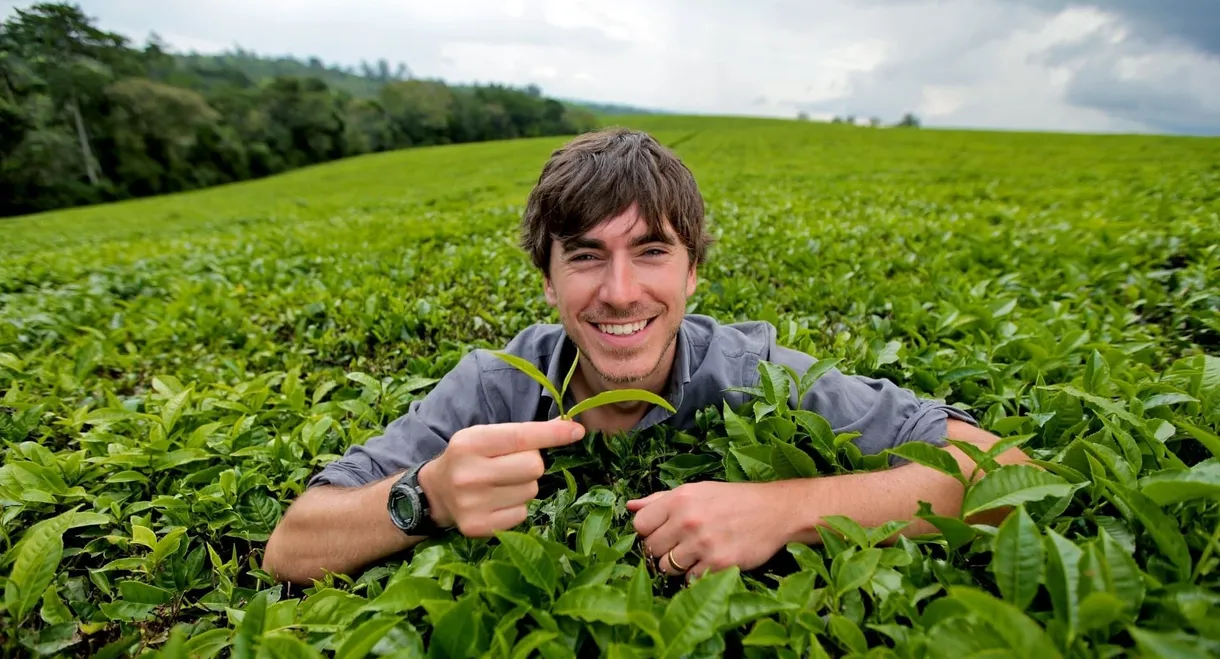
[600,367,655,386]
[585,352,656,385]
[564,308,679,384]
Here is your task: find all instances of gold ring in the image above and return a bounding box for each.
[667,548,689,572]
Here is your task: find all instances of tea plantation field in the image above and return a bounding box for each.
[2,116,1219,658]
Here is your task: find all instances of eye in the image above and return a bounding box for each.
[570,253,597,262]
[643,248,668,257]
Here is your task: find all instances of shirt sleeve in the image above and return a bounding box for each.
[306,349,494,489]
[771,345,978,460]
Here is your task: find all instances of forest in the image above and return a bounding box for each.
[0,2,599,218]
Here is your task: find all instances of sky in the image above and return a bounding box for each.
[5,0,1219,135]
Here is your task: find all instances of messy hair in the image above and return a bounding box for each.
[519,127,713,275]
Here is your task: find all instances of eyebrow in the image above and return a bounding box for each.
[561,229,674,253]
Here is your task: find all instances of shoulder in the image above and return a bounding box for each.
[681,315,782,404]
[683,314,776,361]
[463,323,566,423]
[434,322,565,400]
[482,322,565,370]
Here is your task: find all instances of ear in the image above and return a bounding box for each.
[544,277,558,306]
[686,263,698,295]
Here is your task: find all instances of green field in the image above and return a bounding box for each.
[2,116,1219,657]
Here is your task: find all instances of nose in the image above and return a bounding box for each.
[598,255,642,309]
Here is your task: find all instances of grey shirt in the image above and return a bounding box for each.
[308,314,977,489]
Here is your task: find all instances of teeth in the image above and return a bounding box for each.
[597,320,648,335]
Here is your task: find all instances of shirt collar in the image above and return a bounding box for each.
[541,318,693,411]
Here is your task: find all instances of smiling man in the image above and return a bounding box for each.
[264,127,1026,584]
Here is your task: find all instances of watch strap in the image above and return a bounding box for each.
[392,460,446,537]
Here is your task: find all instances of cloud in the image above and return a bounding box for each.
[7,0,1217,134]
[813,0,1220,134]
[1049,36,1220,134]
[1005,0,1220,55]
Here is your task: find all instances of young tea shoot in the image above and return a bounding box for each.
[490,347,677,420]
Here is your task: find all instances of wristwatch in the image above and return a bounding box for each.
[387,460,447,537]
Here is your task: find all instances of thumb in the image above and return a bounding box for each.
[626,491,667,512]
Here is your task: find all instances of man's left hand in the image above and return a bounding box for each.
[627,481,792,579]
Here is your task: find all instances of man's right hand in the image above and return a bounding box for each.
[418,419,585,537]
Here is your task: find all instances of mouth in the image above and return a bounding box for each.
[588,317,656,345]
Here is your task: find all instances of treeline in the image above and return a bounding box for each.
[0,3,598,218]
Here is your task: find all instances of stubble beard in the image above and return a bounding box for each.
[569,309,682,386]
[592,321,680,385]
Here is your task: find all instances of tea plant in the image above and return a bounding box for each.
[2,115,1218,657]
[491,349,677,420]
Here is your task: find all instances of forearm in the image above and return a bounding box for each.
[264,475,421,584]
[780,420,1030,545]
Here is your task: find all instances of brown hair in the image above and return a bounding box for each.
[519,126,713,275]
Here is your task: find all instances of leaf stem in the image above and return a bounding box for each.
[1192,518,1220,582]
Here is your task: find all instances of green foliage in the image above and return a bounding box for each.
[2,113,1219,656]
[490,348,676,420]
[0,3,596,218]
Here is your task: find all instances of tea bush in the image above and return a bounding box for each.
[2,117,1218,657]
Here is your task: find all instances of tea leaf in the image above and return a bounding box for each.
[496,531,557,595]
[5,510,74,623]
[1103,481,1192,582]
[1139,460,1220,505]
[1044,528,1083,642]
[660,568,739,659]
[991,506,1043,611]
[963,465,1074,517]
[800,358,842,396]
[553,584,628,625]
[566,388,676,420]
[886,442,966,485]
[334,616,401,659]
[946,587,1061,658]
[489,351,563,408]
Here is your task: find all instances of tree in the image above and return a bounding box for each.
[257,76,347,168]
[0,2,135,187]
[381,79,455,146]
[101,77,220,195]
[0,2,595,218]
[897,112,921,128]
[343,96,393,154]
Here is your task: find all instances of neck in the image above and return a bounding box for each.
[570,340,677,417]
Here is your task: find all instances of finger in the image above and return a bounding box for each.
[684,560,714,584]
[461,505,529,537]
[626,491,666,512]
[491,481,541,507]
[452,481,538,519]
[641,518,683,564]
[658,543,696,576]
[474,420,586,456]
[632,493,672,537]
[484,450,546,486]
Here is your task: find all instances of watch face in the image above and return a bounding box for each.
[391,488,419,527]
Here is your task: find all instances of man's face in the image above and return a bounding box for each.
[544,204,698,388]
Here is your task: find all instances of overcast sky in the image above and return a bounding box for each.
[6,0,1219,135]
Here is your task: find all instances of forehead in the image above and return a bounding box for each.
[558,208,676,250]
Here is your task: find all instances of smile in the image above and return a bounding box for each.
[594,318,652,336]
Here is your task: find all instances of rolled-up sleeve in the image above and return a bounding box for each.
[801,369,978,453]
[307,350,493,489]
[770,345,977,462]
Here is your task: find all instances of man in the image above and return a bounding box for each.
[264,127,1025,585]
